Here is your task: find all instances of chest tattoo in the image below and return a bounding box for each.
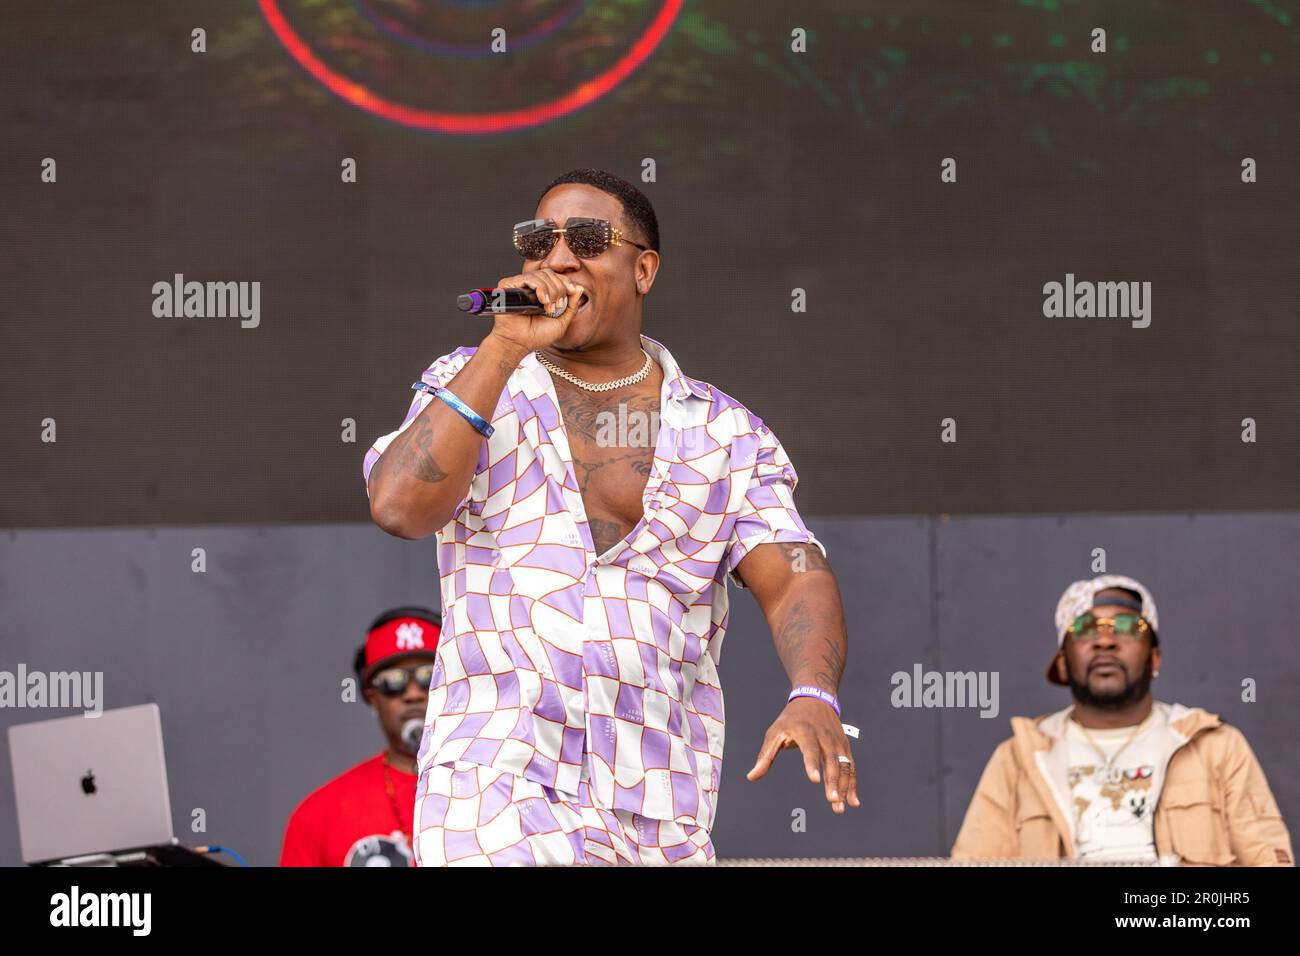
[556,383,663,555]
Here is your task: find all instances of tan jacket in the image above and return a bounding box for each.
[951,702,1293,866]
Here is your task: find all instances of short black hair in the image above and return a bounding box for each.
[353,605,443,679]
[539,168,659,253]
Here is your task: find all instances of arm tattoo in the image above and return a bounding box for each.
[772,594,846,692]
[813,637,845,693]
[383,416,450,484]
[772,597,817,681]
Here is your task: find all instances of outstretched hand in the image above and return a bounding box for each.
[747,697,860,813]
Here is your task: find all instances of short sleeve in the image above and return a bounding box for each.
[362,347,479,497]
[723,420,827,589]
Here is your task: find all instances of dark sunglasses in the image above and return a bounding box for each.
[1065,612,1151,642]
[512,217,648,261]
[369,663,436,696]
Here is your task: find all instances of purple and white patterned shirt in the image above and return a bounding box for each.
[363,333,825,829]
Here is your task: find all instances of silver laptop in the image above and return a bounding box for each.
[8,703,176,864]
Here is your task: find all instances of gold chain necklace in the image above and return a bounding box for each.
[382,752,412,851]
[536,348,653,392]
[1075,714,1148,782]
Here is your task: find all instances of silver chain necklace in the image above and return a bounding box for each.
[536,348,653,393]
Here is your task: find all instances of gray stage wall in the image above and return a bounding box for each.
[0,512,1296,866]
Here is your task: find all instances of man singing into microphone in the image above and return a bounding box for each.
[363,168,855,865]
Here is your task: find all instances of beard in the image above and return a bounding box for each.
[1066,653,1154,710]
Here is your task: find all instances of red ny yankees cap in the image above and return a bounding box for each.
[360,606,442,684]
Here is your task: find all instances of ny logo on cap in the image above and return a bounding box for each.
[395,621,425,650]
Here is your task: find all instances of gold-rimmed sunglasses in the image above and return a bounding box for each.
[1065,612,1152,643]
[513,217,649,261]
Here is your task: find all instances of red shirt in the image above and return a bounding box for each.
[279,752,417,867]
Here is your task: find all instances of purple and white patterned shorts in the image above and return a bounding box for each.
[413,760,716,867]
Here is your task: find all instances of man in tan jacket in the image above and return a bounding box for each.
[952,574,1292,866]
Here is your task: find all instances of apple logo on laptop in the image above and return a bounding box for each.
[80,770,97,795]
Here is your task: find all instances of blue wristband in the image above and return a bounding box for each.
[788,685,841,717]
[412,382,494,438]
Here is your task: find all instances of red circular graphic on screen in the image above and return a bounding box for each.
[259,0,683,135]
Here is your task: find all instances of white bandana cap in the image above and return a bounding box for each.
[1053,574,1159,647]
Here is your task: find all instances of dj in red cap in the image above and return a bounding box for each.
[279,606,442,867]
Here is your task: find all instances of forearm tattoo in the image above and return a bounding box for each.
[813,636,845,693]
[772,594,846,692]
[773,597,816,679]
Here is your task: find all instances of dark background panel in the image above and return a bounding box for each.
[2,1,1298,528]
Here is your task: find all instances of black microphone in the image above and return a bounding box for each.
[457,287,566,316]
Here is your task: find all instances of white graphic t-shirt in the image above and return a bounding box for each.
[1066,706,1169,862]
